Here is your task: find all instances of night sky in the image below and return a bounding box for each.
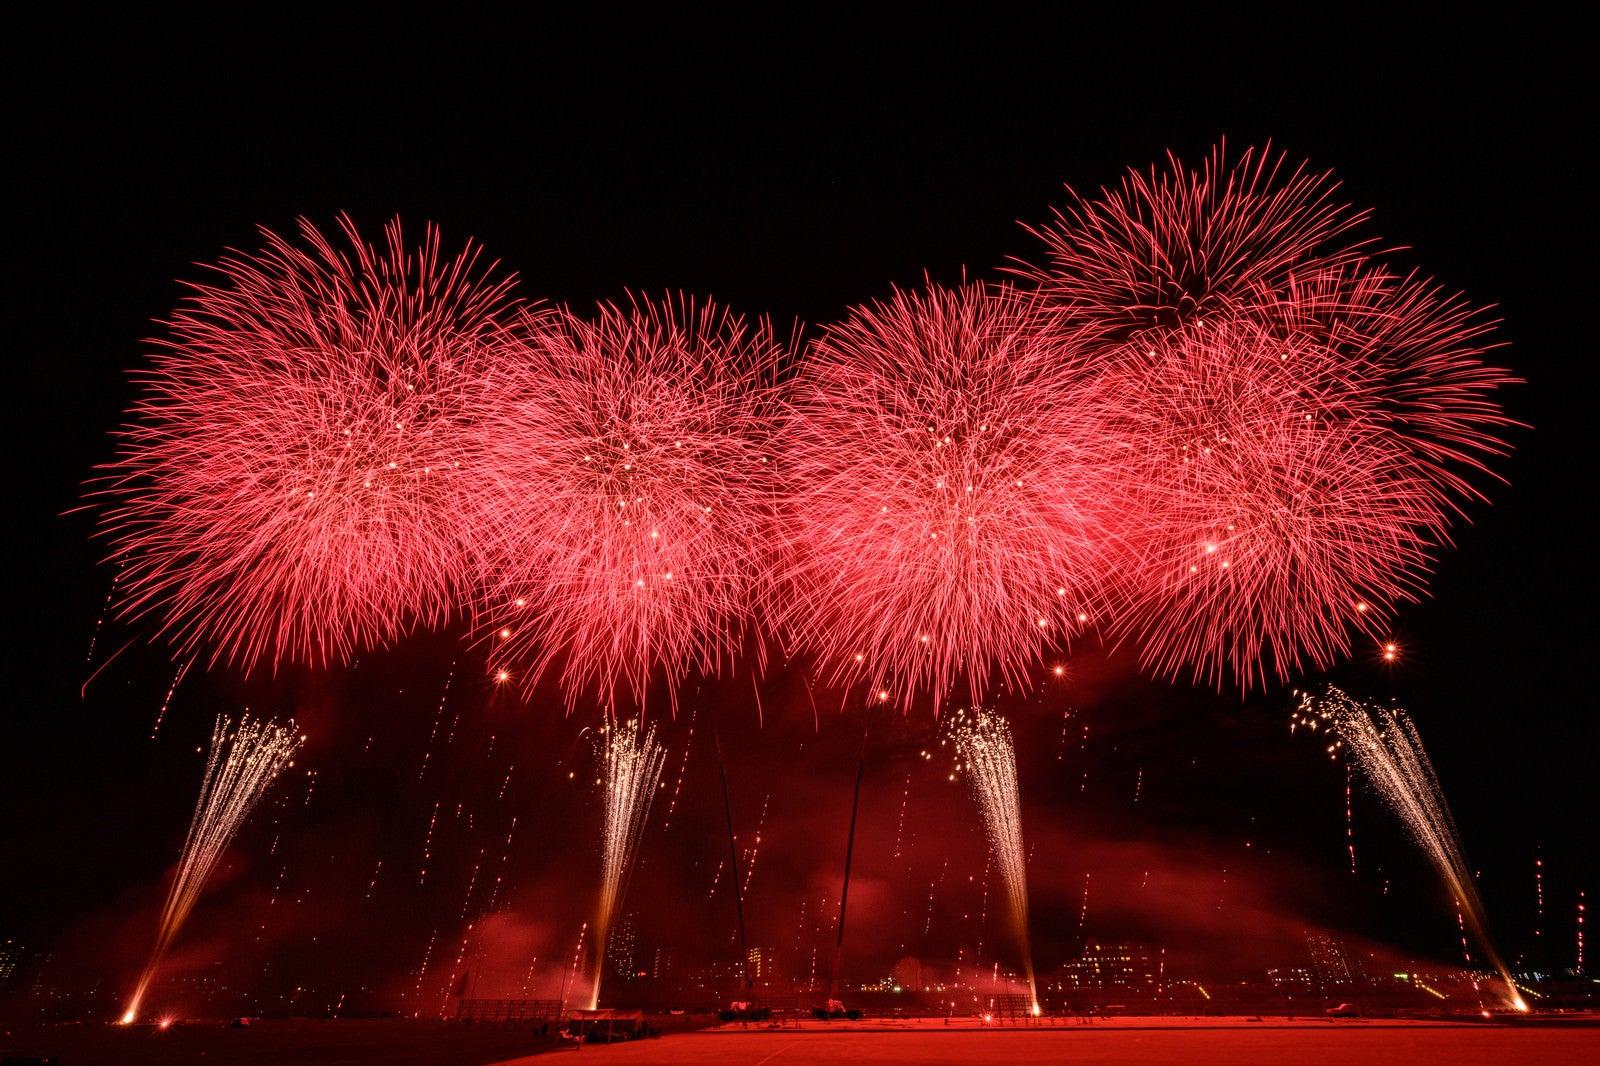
[6,12,1592,1014]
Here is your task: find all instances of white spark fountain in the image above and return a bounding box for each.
[121,713,301,1023]
[1297,686,1525,1011]
[588,717,667,1009]
[948,706,1038,1014]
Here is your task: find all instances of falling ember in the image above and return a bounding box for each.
[740,794,770,898]
[661,707,696,829]
[150,659,191,739]
[1574,889,1587,973]
[412,930,437,1005]
[1346,761,1358,874]
[947,707,1037,1014]
[419,802,439,885]
[588,718,667,1009]
[1533,848,1543,940]
[121,713,300,1023]
[1299,686,1526,1011]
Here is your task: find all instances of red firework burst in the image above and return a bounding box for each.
[778,281,1124,711]
[1257,267,1519,504]
[94,216,523,670]
[474,295,785,711]
[1016,143,1516,690]
[1017,144,1370,344]
[1097,315,1462,690]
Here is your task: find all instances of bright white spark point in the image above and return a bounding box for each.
[588,717,667,1010]
[948,707,1038,1015]
[122,714,300,1024]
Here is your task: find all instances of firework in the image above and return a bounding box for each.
[122,713,301,1023]
[1018,144,1370,344]
[95,216,523,670]
[1298,686,1525,1010]
[1018,146,1514,689]
[780,281,1123,711]
[1097,315,1455,689]
[588,717,667,1008]
[947,707,1037,1013]
[1263,267,1519,506]
[475,295,784,710]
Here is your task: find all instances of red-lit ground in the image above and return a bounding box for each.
[5,1015,1595,1065]
[492,1016,1597,1066]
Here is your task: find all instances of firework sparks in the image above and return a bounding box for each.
[780,281,1122,711]
[1018,143,1369,344]
[419,802,439,885]
[476,296,784,711]
[1095,315,1456,689]
[1021,147,1513,691]
[94,218,524,670]
[150,659,191,739]
[412,929,437,1005]
[121,713,301,1023]
[947,706,1037,1012]
[484,817,518,913]
[661,706,697,829]
[588,718,667,1008]
[1298,686,1526,1010]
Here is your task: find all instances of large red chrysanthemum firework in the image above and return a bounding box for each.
[778,281,1126,711]
[1014,145,1516,691]
[474,296,785,711]
[1094,315,1457,689]
[95,217,523,670]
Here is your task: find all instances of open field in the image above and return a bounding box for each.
[4,1014,1595,1065]
[494,1017,1600,1066]
[0,1018,566,1066]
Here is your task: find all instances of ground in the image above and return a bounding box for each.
[4,1015,1595,1065]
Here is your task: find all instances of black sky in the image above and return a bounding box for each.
[5,11,1593,1009]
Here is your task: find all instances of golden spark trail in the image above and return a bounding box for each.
[121,713,300,1023]
[948,707,1038,1014]
[1299,686,1526,1011]
[588,718,666,1009]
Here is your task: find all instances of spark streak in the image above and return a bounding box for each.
[1299,686,1526,1010]
[948,707,1037,1012]
[121,713,301,1023]
[588,718,667,1009]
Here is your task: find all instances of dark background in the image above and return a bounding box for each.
[4,11,1591,1013]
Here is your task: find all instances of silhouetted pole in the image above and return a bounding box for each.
[830,704,873,1002]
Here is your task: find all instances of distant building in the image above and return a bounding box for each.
[651,947,675,981]
[1043,942,1158,991]
[687,958,746,988]
[1266,966,1316,990]
[606,912,640,980]
[0,941,22,987]
[892,956,922,990]
[747,947,779,986]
